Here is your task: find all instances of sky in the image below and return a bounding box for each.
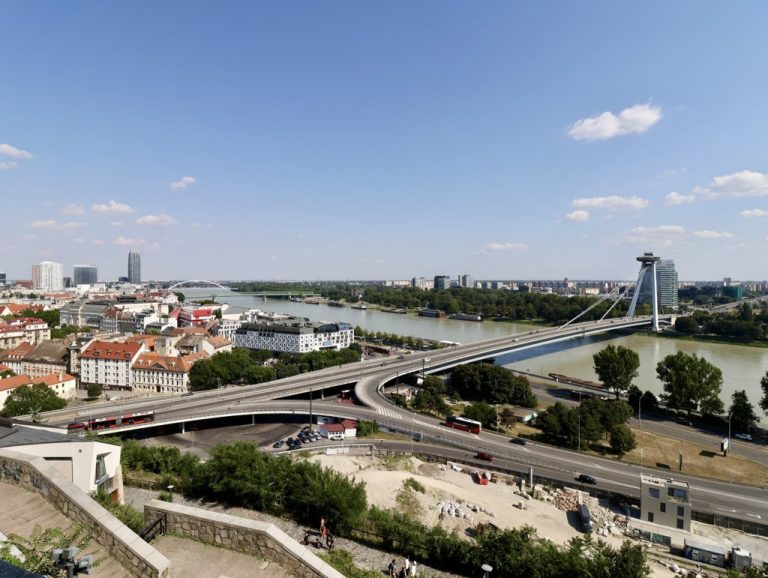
[2,2,768,282]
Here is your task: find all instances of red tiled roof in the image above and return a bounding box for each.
[81,340,142,360]
[321,423,345,432]
[170,326,208,337]
[206,336,230,349]
[0,374,32,392]
[36,372,76,386]
[133,353,191,373]
[341,419,358,428]
[0,342,35,360]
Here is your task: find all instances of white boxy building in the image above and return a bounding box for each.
[234,320,354,353]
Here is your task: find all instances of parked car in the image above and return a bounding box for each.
[577,474,597,485]
[475,452,494,462]
[735,433,753,441]
[272,440,285,449]
[510,437,528,446]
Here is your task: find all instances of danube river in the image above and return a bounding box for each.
[186,290,768,420]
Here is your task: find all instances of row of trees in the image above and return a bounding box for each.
[353,326,430,350]
[448,364,538,407]
[592,344,768,433]
[189,345,362,390]
[359,286,644,324]
[674,304,768,342]
[114,438,651,578]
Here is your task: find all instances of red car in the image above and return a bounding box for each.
[475,452,494,462]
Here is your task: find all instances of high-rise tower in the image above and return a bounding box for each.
[128,251,141,284]
[32,261,64,291]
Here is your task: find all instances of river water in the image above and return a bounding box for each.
[185,289,768,420]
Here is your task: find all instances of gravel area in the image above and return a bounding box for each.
[125,487,465,578]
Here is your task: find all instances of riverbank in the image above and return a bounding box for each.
[639,329,768,349]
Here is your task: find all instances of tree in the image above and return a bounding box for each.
[674,316,700,334]
[609,424,637,456]
[0,524,93,577]
[462,401,497,429]
[593,345,640,399]
[174,291,185,303]
[729,390,758,434]
[1,383,66,418]
[86,383,103,399]
[656,352,724,418]
[761,371,768,415]
[498,406,517,429]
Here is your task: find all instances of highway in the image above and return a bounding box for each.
[36,313,768,525]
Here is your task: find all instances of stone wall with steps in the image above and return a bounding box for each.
[0,449,169,578]
[144,500,345,578]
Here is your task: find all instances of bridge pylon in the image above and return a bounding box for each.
[627,252,661,331]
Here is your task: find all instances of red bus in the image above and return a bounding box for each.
[444,415,482,434]
[67,410,155,433]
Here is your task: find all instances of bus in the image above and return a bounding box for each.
[444,416,482,434]
[67,410,155,433]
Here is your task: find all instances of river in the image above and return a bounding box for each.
[183,289,768,420]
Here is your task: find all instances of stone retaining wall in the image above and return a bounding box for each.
[0,449,169,578]
[144,500,344,578]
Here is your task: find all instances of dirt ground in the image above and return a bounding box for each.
[308,453,768,578]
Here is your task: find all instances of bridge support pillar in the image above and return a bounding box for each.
[180,421,185,435]
[252,414,255,425]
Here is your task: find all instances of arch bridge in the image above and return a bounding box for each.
[167,280,230,291]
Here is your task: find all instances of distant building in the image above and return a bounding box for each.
[127,251,141,284]
[0,272,6,285]
[73,265,98,285]
[32,261,64,291]
[723,285,744,299]
[459,274,473,288]
[80,341,144,390]
[434,275,451,291]
[131,352,198,394]
[640,475,691,532]
[235,320,354,353]
[637,257,679,310]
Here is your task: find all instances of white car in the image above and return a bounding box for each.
[735,433,753,441]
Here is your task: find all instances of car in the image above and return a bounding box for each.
[735,433,753,441]
[397,355,406,360]
[475,452,494,462]
[510,437,528,446]
[272,440,285,449]
[577,474,597,485]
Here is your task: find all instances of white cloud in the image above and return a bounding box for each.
[482,242,528,252]
[72,237,86,244]
[170,176,197,191]
[109,221,124,227]
[665,191,695,206]
[0,143,33,159]
[23,234,37,240]
[695,170,768,198]
[0,161,19,171]
[631,225,686,235]
[740,208,768,218]
[92,200,134,214]
[572,195,649,210]
[567,103,662,141]
[113,236,145,246]
[614,224,688,247]
[693,230,734,239]
[136,213,178,226]
[30,220,87,231]
[93,239,105,245]
[60,204,85,215]
[566,210,590,221]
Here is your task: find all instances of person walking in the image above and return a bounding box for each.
[410,560,418,577]
[404,557,411,574]
[387,559,396,578]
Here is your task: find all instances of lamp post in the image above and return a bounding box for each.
[727,412,733,457]
[577,390,582,452]
[638,393,642,425]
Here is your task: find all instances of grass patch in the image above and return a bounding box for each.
[403,477,426,493]
[321,549,382,578]
[379,454,414,472]
[622,429,768,486]
[396,488,423,520]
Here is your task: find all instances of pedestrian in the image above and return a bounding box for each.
[319,516,326,533]
[326,532,335,550]
[411,560,417,577]
[404,557,410,573]
[387,559,396,578]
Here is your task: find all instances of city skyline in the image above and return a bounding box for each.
[2,3,768,280]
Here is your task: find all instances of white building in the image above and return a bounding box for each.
[131,352,196,394]
[0,372,77,409]
[80,341,144,390]
[234,321,354,353]
[32,261,64,292]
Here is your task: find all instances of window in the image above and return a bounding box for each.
[649,488,660,499]
[660,503,666,513]
[677,506,685,517]
[647,512,654,523]
[677,518,685,529]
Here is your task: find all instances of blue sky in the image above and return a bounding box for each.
[2,1,767,281]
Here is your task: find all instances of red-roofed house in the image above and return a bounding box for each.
[178,306,216,328]
[80,341,144,390]
[131,352,197,394]
[0,342,36,373]
[0,303,44,317]
[319,423,346,440]
[0,372,75,409]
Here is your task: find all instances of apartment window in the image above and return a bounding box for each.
[648,488,660,499]
[677,518,685,529]
[660,503,666,513]
[677,506,685,517]
[647,512,654,523]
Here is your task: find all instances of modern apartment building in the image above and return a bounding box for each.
[234,321,354,353]
[434,275,451,291]
[80,341,144,390]
[127,251,141,284]
[637,257,679,310]
[73,264,98,285]
[32,261,64,291]
[640,475,691,531]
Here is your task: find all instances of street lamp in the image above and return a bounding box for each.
[727,412,733,456]
[422,357,431,378]
[638,393,642,425]
[577,390,582,452]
